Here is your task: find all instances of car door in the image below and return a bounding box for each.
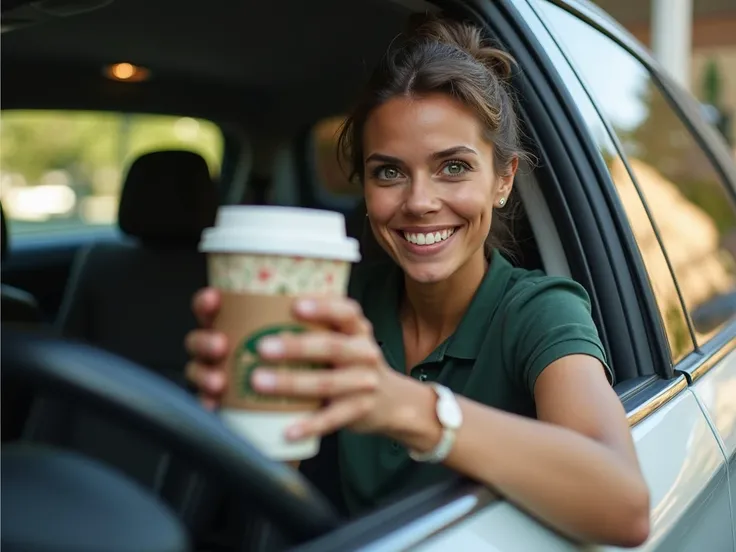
[523,0,736,549]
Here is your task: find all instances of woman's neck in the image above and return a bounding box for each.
[401,250,489,343]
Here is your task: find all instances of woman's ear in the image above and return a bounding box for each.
[494,157,518,207]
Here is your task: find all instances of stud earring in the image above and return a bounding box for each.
[498,197,506,207]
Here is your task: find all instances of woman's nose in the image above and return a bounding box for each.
[402,175,441,217]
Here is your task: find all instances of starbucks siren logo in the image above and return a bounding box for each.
[235,324,318,402]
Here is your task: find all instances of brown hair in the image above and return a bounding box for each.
[338,16,532,257]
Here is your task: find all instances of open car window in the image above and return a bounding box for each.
[0,110,224,239]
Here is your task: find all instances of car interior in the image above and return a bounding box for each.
[0,0,657,550]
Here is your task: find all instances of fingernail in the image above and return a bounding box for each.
[258,337,284,356]
[295,299,317,315]
[208,335,225,355]
[252,369,276,390]
[206,371,224,390]
[285,424,304,440]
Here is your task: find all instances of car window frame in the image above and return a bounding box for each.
[530,0,736,381]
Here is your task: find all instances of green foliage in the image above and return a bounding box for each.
[702,58,722,108]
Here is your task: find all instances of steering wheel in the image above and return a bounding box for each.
[1,328,340,552]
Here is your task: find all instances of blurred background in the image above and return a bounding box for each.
[0,112,224,235]
[594,0,736,150]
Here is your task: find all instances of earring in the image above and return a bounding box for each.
[498,197,506,207]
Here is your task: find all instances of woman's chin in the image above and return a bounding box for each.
[400,262,455,285]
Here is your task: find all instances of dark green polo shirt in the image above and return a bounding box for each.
[338,249,612,515]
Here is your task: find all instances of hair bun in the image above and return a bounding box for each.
[407,16,516,81]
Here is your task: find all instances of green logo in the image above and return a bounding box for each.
[234,324,317,402]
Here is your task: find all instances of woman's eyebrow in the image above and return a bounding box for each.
[365,153,403,164]
[430,146,478,160]
[366,146,478,165]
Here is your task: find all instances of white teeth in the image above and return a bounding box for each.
[402,228,456,246]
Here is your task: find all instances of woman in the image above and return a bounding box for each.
[185,17,650,547]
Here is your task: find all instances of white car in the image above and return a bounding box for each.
[1,0,734,551]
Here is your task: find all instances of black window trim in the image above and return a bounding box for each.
[537,0,736,360]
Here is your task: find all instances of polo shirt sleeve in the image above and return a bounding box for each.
[502,277,613,395]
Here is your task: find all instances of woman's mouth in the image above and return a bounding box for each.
[395,226,460,255]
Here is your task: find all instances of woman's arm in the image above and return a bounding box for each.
[386,354,650,547]
[222,296,650,547]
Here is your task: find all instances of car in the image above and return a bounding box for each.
[1,0,735,550]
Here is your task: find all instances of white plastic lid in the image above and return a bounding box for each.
[199,205,361,262]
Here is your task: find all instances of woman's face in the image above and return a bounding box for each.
[363,93,516,284]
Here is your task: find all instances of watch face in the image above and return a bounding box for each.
[436,387,463,429]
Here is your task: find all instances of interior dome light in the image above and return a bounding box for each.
[104,62,150,82]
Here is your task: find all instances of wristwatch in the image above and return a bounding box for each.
[408,383,463,463]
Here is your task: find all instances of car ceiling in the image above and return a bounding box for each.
[1,0,419,134]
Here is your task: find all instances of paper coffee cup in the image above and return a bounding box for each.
[199,206,360,461]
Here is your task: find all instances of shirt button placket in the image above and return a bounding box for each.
[418,369,428,382]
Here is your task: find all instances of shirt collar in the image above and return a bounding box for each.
[363,249,515,366]
[443,249,514,360]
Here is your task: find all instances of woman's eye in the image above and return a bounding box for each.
[441,161,469,177]
[377,166,402,180]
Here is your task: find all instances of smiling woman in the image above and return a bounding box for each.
[185,15,650,548]
[356,93,514,284]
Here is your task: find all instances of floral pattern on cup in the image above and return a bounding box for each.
[208,253,350,295]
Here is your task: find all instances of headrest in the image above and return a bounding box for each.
[118,150,217,244]
[1,202,8,261]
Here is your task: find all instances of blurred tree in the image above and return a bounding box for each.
[702,58,722,108]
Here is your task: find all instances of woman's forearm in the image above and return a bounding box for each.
[387,380,650,547]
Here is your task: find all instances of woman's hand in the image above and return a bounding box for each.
[184,289,419,441]
[250,296,412,441]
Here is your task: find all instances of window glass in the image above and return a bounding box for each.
[311,116,362,201]
[0,111,224,237]
[536,1,736,347]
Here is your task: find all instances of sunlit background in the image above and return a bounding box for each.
[0,111,223,234]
